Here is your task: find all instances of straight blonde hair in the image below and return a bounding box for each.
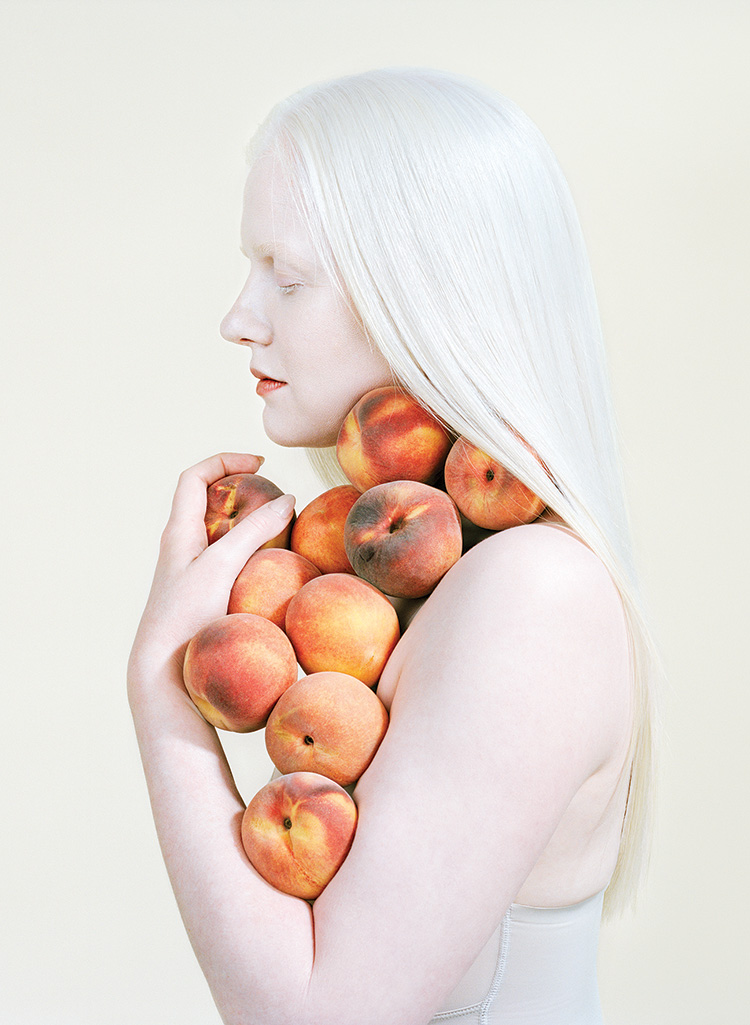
[244,66,664,918]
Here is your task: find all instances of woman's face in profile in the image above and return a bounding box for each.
[220,151,393,448]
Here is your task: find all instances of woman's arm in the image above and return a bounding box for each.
[128,666,315,1023]
[128,452,314,1021]
[128,453,629,1025]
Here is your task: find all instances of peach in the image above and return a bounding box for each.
[443,437,547,530]
[290,485,360,574]
[182,613,298,732]
[240,771,357,900]
[227,548,321,629]
[344,480,462,598]
[265,672,389,787]
[205,473,292,549]
[336,386,453,492]
[285,574,400,686]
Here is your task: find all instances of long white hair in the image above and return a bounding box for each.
[243,66,663,917]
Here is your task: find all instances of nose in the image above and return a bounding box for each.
[220,275,271,347]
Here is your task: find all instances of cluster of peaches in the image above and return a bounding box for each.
[182,386,546,901]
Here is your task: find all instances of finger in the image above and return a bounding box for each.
[203,493,296,579]
[170,452,266,521]
[163,452,266,553]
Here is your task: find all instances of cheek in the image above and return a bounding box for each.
[320,299,392,385]
[296,333,392,409]
[339,340,394,395]
[278,305,393,439]
[326,359,392,422]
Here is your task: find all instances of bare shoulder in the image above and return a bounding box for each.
[403,519,627,654]
[456,519,619,602]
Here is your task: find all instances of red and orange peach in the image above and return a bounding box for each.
[227,548,321,630]
[290,485,360,574]
[443,437,546,530]
[182,613,298,732]
[285,574,400,686]
[240,771,358,900]
[336,386,452,492]
[344,480,463,598]
[265,671,389,787]
[205,473,292,549]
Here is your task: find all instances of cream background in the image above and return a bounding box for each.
[1,2,747,1022]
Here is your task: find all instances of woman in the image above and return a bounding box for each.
[128,67,661,1024]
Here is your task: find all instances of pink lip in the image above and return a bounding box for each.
[251,366,287,396]
[255,377,287,396]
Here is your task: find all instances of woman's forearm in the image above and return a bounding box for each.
[128,665,315,1025]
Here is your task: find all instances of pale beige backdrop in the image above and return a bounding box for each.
[1,2,747,1023]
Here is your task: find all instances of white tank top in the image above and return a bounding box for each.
[427,888,606,1024]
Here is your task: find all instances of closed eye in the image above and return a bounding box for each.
[278,283,301,295]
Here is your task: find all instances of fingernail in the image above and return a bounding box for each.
[252,454,265,466]
[267,494,295,517]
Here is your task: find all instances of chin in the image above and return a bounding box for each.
[262,413,340,449]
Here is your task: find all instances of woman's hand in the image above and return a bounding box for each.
[127,452,295,687]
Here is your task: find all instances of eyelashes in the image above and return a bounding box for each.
[277,283,301,295]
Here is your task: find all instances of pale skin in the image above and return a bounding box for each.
[127,152,634,1025]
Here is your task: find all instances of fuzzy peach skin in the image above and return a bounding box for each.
[285,574,400,686]
[183,613,298,732]
[227,548,321,629]
[290,485,361,574]
[343,480,463,599]
[443,437,547,531]
[265,672,389,787]
[336,385,453,492]
[205,473,293,549]
[240,771,358,900]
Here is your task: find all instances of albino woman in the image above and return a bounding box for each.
[128,67,662,1024]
